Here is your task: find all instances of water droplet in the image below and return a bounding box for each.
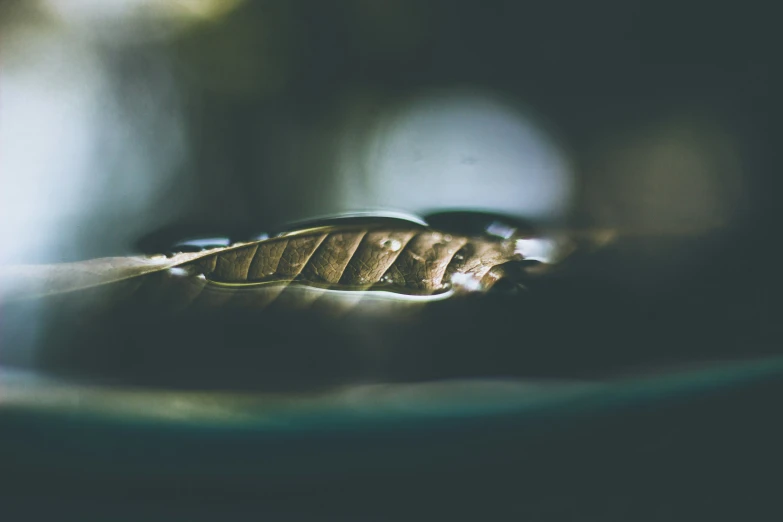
[380,238,402,252]
[381,274,393,283]
[443,234,452,242]
[454,253,465,261]
[149,254,167,261]
[167,267,190,277]
[431,232,442,242]
[447,249,454,255]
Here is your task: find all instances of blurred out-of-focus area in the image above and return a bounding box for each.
[1,0,774,265]
[0,0,779,518]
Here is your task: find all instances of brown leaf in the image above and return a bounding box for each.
[0,223,529,313]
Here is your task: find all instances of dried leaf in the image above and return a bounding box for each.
[1,221,530,314]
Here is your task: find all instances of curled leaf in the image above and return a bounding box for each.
[2,219,538,314]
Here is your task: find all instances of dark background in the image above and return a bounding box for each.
[1,0,780,519]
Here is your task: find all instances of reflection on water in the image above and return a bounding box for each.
[2,356,782,427]
[0,367,594,425]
